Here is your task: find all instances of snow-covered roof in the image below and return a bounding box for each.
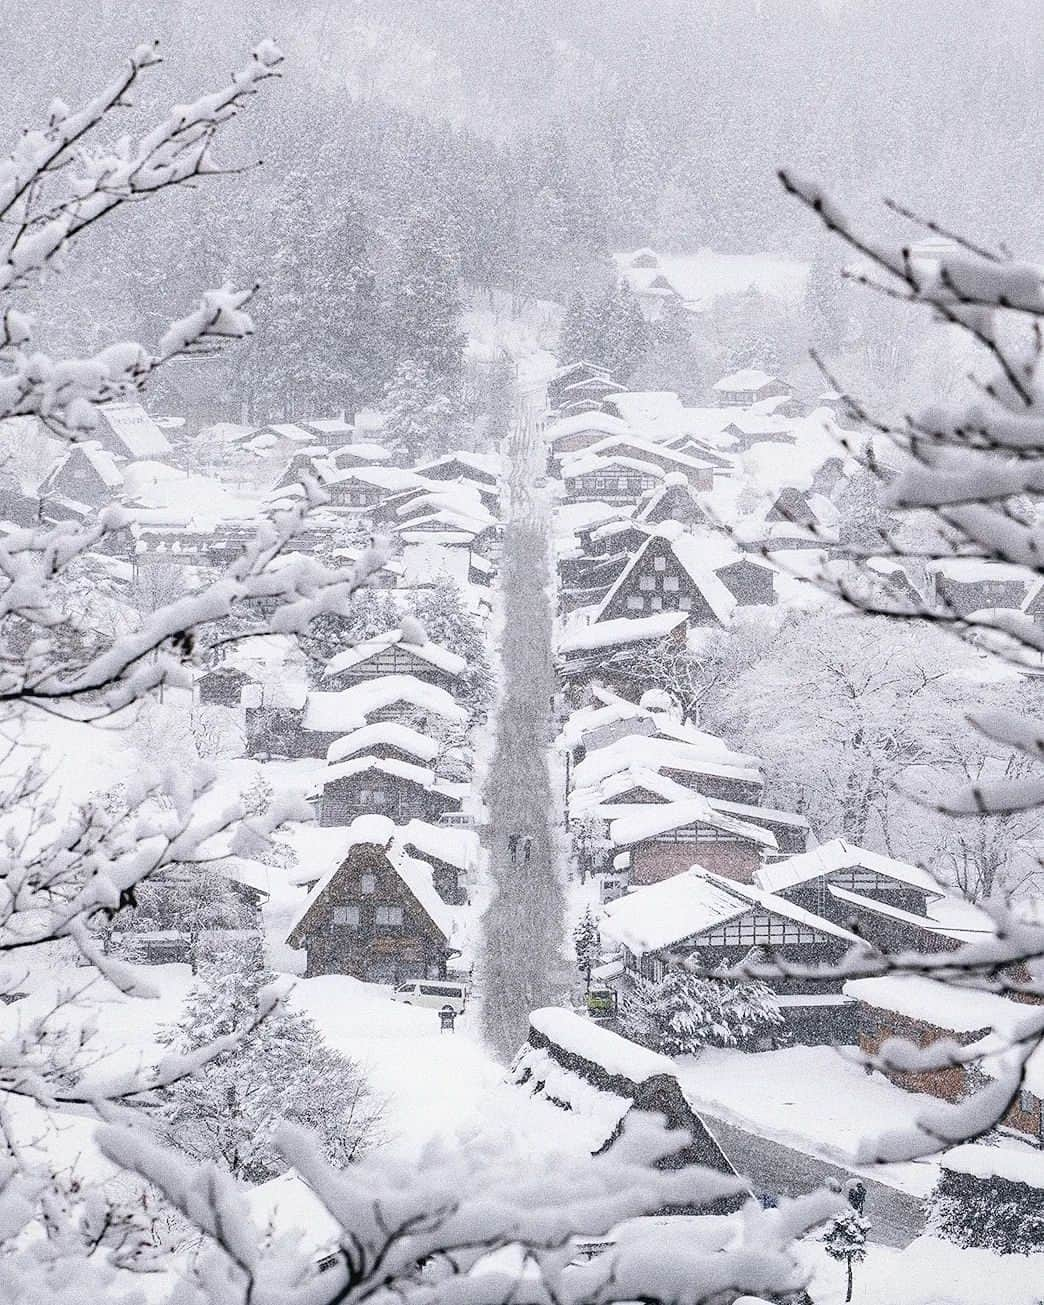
[602,869,751,955]
[398,818,480,874]
[66,442,124,488]
[325,722,441,766]
[529,1007,675,1082]
[305,417,354,435]
[941,1143,1044,1188]
[544,413,632,445]
[843,975,1029,1035]
[713,369,784,393]
[557,612,687,656]
[415,451,500,479]
[570,767,698,817]
[302,676,467,733]
[826,884,989,942]
[603,867,859,956]
[756,839,945,897]
[570,730,762,787]
[97,402,172,457]
[286,813,459,942]
[324,629,467,679]
[565,435,719,474]
[339,466,430,493]
[927,557,1033,583]
[609,797,777,849]
[595,524,739,627]
[266,423,315,443]
[331,442,392,462]
[562,453,667,481]
[312,754,467,803]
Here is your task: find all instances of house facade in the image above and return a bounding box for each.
[287,836,456,983]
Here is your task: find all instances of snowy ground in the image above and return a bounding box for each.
[677,1045,941,1197]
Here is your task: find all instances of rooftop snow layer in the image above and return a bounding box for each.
[528,1006,676,1082]
[302,675,467,732]
[609,796,777,848]
[557,611,687,654]
[756,839,945,897]
[324,629,467,679]
[325,723,441,765]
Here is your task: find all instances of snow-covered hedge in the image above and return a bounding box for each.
[926,1146,1044,1253]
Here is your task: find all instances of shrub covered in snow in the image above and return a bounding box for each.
[926,1147,1044,1253]
[619,961,783,1056]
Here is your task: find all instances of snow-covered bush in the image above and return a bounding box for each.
[822,1206,870,1302]
[619,964,783,1056]
[926,1149,1044,1253]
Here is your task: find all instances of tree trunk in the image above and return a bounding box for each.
[845,1256,854,1302]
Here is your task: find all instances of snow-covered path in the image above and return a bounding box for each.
[476,385,569,1058]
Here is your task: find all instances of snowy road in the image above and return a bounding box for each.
[476,385,568,1058]
[707,1116,925,1248]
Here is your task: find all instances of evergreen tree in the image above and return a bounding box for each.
[559,290,596,365]
[822,1207,870,1302]
[628,299,707,400]
[573,908,601,994]
[382,359,462,461]
[159,941,380,1182]
[619,963,782,1056]
[386,209,466,382]
[413,577,494,713]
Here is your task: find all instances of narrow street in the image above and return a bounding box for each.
[477,382,568,1060]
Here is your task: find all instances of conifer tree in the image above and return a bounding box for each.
[822,1207,870,1302]
[573,908,601,993]
[620,963,782,1056]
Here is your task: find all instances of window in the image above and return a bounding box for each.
[701,910,822,947]
[360,873,376,895]
[616,478,629,493]
[375,905,404,928]
[678,595,693,611]
[1019,1088,1036,1114]
[626,595,645,611]
[331,904,360,927]
[654,556,666,572]
[663,575,680,592]
[650,595,663,611]
[358,788,387,807]
[639,575,656,591]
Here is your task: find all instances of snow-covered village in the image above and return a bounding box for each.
[0,4,1042,1303]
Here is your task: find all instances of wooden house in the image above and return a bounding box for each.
[323,631,466,695]
[38,444,123,510]
[562,437,715,490]
[194,666,255,707]
[327,441,393,468]
[609,797,777,886]
[561,454,664,505]
[286,815,460,982]
[299,676,468,759]
[711,370,794,408]
[603,869,859,1036]
[557,612,688,692]
[558,375,626,413]
[547,361,614,411]
[756,840,988,953]
[928,559,1032,617]
[844,975,1044,1144]
[636,474,710,528]
[594,526,740,625]
[542,412,633,461]
[511,1007,746,1213]
[313,756,466,827]
[570,731,764,806]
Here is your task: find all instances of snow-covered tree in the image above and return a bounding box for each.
[822,1207,870,1303]
[412,576,494,713]
[573,907,601,993]
[159,941,380,1180]
[620,964,783,1057]
[382,358,462,461]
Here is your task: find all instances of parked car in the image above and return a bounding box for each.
[392,980,468,1014]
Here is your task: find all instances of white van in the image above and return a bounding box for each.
[391,980,468,1014]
